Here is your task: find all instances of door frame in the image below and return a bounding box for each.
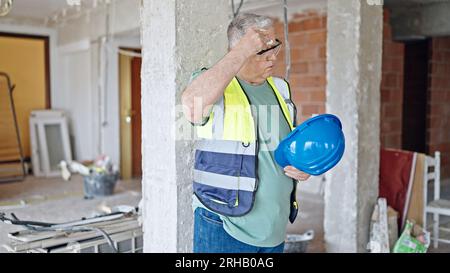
[118,47,141,179]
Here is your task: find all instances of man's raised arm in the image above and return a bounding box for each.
[181,28,268,124]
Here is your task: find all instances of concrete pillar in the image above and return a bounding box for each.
[140,0,228,252]
[325,0,383,252]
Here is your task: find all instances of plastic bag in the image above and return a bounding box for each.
[393,220,430,253]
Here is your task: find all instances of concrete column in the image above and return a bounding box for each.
[140,0,228,252]
[325,0,383,252]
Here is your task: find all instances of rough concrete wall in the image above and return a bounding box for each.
[141,0,228,252]
[355,2,383,252]
[428,37,450,179]
[325,0,382,252]
[380,9,405,149]
[272,11,327,124]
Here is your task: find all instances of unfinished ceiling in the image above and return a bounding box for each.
[385,0,450,40]
[0,0,109,26]
[1,0,328,27]
[239,0,327,18]
[385,0,450,7]
[7,0,70,20]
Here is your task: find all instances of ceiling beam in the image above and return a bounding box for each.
[238,0,327,19]
[387,0,450,40]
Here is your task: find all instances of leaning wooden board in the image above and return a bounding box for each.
[405,153,425,227]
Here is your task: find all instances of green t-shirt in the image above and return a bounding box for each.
[191,71,294,247]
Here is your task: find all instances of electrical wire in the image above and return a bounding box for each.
[283,0,291,81]
[231,0,244,18]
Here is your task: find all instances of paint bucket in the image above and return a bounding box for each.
[83,171,119,199]
[284,230,315,253]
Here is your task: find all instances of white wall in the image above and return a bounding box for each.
[54,0,141,165]
[56,35,140,163]
[58,48,94,161]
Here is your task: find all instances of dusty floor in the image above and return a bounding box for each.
[287,190,325,253]
[0,175,449,253]
[0,175,141,253]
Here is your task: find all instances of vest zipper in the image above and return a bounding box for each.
[209,198,229,205]
[267,80,299,222]
[284,79,297,126]
[235,79,260,193]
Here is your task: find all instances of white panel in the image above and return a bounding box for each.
[61,50,94,161]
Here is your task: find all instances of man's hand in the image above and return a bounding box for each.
[181,28,273,124]
[283,166,311,181]
[233,27,272,59]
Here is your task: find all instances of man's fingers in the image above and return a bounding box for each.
[253,28,271,44]
[284,172,295,179]
[284,166,298,172]
[284,171,309,181]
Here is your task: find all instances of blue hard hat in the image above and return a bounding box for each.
[274,114,345,176]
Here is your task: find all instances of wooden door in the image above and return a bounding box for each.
[0,33,49,163]
[131,57,142,177]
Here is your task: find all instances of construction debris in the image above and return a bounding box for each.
[0,207,142,253]
[59,161,90,180]
[59,155,117,181]
[393,220,430,253]
[59,155,119,199]
[368,198,390,253]
[387,206,399,251]
[284,230,314,253]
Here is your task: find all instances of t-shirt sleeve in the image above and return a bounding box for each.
[187,67,212,127]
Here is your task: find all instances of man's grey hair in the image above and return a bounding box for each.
[227,13,274,49]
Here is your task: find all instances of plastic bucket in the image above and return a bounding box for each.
[83,172,119,199]
[284,230,315,253]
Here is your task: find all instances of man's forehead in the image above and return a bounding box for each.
[264,27,276,38]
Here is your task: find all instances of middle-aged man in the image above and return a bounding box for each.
[181,13,311,253]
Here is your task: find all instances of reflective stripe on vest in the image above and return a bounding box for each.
[193,76,294,216]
